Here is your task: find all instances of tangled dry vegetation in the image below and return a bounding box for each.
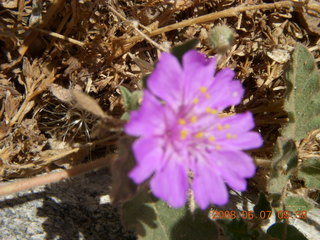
[0,0,319,189]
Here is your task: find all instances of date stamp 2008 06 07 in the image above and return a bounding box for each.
[209,209,308,220]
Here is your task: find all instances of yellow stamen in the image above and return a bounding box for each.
[209,136,215,142]
[190,116,197,123]
[200,86,207,93]
[224,124,230,129]
[195,132,204,138]
[192,98,199,104]
[216,124,223,131]
[179,119,186,125]
[226,133,237,139]
[205,93,211,99]
[180,129,188,140]
[205,107,217,114]
[215,144,221,150]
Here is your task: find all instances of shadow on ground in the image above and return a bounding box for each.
[0,168,136,240]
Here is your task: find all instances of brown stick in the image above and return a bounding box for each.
[112,1,300,58]
[0,154,116,197]
[148,1,298,37]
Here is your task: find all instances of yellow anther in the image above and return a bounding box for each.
[180,129,188,140]
[190,116,197,123]
[215,144,221,150]
[192,98,199,104]
[205,93,211,99]
[224,124,230,129]
[179,119,186,125]
[195,132,204,138]
[209,136,216,142]
[218,113,226,118]
[200,86,207,93]
[206,107,217,114]
[226,133,237,139]
[216,124,224,131]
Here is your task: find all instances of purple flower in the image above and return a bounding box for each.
[125,50,263,209]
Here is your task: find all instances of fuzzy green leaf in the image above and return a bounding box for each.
[268,139,298,206]
[122,191,218,240]
[267,223,308,240]
[120,112,130,121]
[119,86,132,111]
[298,157,320,190]
[284,195,313,212]
[283,43,320,141]
[119,86,142,112]
[119,86,142,120]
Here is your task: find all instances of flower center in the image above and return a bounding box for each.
[167,86,238,154]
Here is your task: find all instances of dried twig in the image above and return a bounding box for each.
[24,26,85,47]
[0,154,117,197]
[108,5,168,52]
[113,1,302,58]
[148,1,299,37]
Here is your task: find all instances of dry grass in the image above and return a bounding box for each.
[0,0,319,196]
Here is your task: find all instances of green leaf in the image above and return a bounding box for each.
[119,86,132,110]
[284,195,314,212]
[283,43,320,141]
[254,192,271,218]
[122,190,218,240]
[121,112,130,121]
[298,157,320,190]
[119,86,142,112]
[267,222,308,240]
[218,219,266,240]
[171,39,199,63]
[267,139,298,206]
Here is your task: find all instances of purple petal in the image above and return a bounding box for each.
[182,50,217,101]
[150,161,188,208]
[147,53,183,108]
[125,90,165,137]
[223,172,247,191]
[204,68,244,110]
[214,150,256,178]
[214,157,247,191]
[192,162,228,209]
[219,112,255,133]
[132,137,163,165]
[213,67,235,83]
[220,131,263,150]
[129,137,163,183]
[210,81,244,110]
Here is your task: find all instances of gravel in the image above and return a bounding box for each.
[0,168,136,240]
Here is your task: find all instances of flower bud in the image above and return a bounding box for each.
[208,25,235,53]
